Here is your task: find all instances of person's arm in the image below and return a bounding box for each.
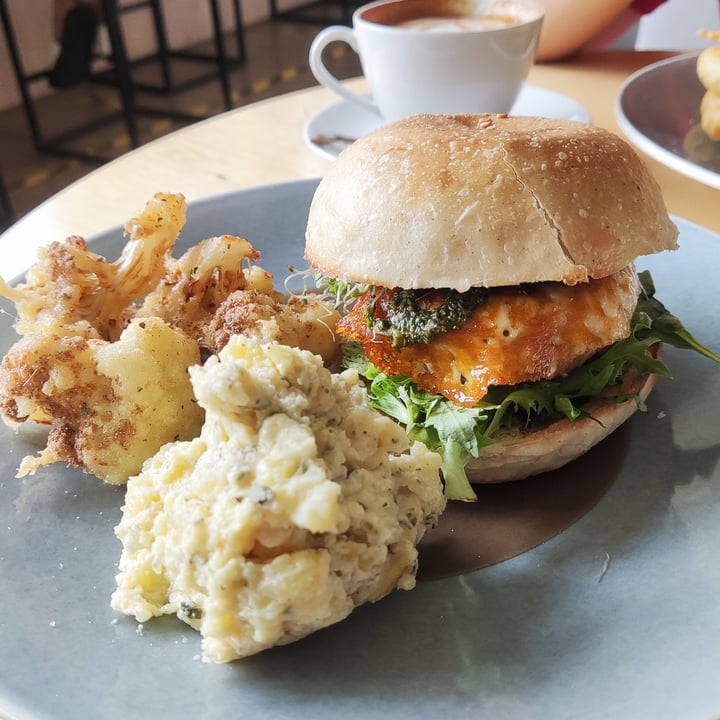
[535,0,636,60]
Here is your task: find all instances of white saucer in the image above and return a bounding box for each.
[304,84,592,160]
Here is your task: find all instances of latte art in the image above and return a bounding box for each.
[396,14,519,32]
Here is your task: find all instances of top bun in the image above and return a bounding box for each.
[304,114,678,290]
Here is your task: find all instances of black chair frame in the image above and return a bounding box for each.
[0,0,246,164]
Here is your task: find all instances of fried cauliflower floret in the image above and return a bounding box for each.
[111,337,445,662]
[136,234,264,351]
[0,193,186,341]
[136,232,342,360]
[1,318,204,484]
[211,290,341,364]
[0,193,341,484]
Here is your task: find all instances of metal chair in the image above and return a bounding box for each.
[0,0,247,163]
[94,0,247,113]
[269,0,361,26]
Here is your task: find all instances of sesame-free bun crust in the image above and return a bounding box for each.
[305,114,678,291]
[466,369,657,484]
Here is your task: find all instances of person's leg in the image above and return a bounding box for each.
[49,1,99,88]
[53,0,79,41]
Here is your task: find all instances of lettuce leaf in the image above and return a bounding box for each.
[344,271,720,502]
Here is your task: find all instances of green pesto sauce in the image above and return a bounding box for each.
[372,287,489,348]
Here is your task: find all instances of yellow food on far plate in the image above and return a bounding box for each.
[700,88,720,141]
[697,36,720,140]
[111,337,445,663]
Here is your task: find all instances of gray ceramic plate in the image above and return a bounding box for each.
[1,181,720,720]
[616,52,720,189]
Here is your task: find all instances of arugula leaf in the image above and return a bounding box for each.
[436,439,479,502]
[637,270,720,363]
[343,271,720,501]
[422,402,491,501]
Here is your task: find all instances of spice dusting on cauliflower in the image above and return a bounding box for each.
[4,317,204,484]
[111,337,445,662]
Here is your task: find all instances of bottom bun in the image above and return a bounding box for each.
[466,371,658,484]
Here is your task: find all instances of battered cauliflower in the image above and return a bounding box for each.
[111,337,445,662]
[0,193,340,483]
[0,193,187,341]
[1,318,204,484]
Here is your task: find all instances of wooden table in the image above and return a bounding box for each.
[1,50,717,281]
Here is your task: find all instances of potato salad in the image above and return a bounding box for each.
[112,337,445,662]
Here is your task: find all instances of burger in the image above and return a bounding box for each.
[303,114,719,501]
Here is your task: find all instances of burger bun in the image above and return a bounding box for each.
[305,114,678,291]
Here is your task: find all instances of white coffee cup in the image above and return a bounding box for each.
[309,0,544,123]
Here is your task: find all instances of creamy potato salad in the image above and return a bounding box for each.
[112,337,445,662]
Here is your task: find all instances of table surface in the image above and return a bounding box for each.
[0,50,719,720]
[1,50,717,280]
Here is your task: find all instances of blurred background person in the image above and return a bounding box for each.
[50,0,102,88]
[537,0,719,61]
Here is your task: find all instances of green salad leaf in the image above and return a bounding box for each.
[343,271,720,502]
[636,271,720,363]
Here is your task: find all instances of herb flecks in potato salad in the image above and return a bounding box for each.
[112,336,445,663]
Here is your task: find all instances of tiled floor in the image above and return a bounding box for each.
[0,14,361,230]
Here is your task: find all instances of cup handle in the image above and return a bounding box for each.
[309,25,380,115]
